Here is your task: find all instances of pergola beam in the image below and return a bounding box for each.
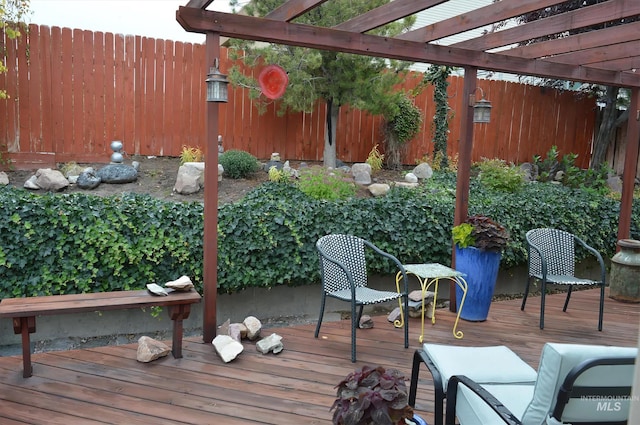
[503,21,640,59]
[397,0,568,43]
[453,0,640,51]
[265,0,330,21]
[176,7,640,88]
[333,0,447,33]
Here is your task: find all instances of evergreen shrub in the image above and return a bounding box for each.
[219,150,260,179]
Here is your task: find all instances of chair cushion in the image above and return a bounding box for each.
[521,343,638,424]
[423,344,537,391]
[455,383,535,425]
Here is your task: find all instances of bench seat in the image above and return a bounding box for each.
[0,289,201,377]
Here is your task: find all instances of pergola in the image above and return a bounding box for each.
[176,0,640,342]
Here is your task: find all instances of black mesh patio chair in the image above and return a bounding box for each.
[314,234,409,362]
[522,228,606,331]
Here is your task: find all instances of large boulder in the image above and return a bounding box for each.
[76,167,102,189]
[174,162,205,195]
[35,168,70,191]
[97,164,138,183]
[412,163,433,180]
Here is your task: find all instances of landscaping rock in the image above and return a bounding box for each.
[263,160,283,171]
[97,163,138,183]
[351,163,371,174]
[174,162,204,195]
[243,316,262,340]
[404,172,418,183]
[520,162,538,182]
[353,170,372,185]
[368,183,390,197]
[24,175,39,190]
[409,290,435,302]
[359,315,374,329]
[212,334,244,363]
[228,323,244,342]
[256,333,284,354]
[387,307,401,323]
[35,168,70,191]
[77,167,102,189]
[413,162,433,179]
[0,171,8,186]
[136,336,171,363]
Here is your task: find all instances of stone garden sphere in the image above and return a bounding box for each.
[111,152,124,163]
[110,140,123,152]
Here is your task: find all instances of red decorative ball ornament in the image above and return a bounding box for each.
[258,65,288,100]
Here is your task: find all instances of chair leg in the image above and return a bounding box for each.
[351,302,359,363]
[356,304,364,324]
[408,350,422,407]
[403,293,409,348]
[408,349,446,425]
[598,283,605,331]
[314,294,326,338]
[521,276,532,311]
[563,285,573,312]
[539,279,546,330]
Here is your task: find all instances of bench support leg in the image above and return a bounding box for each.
[12,317,36,378]
[168,304,192,358]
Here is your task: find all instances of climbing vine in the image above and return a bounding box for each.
[382,93,423,170]
[421,65,454,169]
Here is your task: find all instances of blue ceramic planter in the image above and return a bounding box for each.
[406,413,428,424]
[455,246,501,321]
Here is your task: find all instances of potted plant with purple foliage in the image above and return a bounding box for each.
[331,365,427,425]
[452,214,510,321]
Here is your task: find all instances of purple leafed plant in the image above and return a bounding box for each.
[331,365,414,425]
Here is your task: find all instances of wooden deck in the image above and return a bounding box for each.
[0,288,637,424]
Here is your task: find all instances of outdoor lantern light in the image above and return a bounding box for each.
[205,58,229,103]
[471,88,492,123]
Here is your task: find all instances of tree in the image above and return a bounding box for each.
[1,0,30,100]
[227,0,415,168]
[516,0,637,170]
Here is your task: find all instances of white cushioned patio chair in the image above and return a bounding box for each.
[445,343,637,425]
[408,344,538,425]
[314,234,409,363]
[522,228,606,331]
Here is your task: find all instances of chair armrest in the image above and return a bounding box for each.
[445,375,522,425]
[573,235,606,283]
[362,239,408,294]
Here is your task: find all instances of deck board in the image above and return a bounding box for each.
[0,288,637,424]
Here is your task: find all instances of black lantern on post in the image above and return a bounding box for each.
[471,88,492,123]
[205,58,229,103]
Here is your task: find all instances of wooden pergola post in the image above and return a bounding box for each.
[202,31,220,343]
[450,67,477,312]
[617,87,640,243]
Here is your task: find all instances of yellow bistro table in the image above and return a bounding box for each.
[395,263,468,343]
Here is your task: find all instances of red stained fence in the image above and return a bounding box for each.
[0,24,599,170]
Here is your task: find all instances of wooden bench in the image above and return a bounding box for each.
[0,289,201,377]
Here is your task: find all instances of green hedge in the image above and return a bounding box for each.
[0,177,638,298]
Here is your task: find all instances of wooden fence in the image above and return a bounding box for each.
[0,24,601,170]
